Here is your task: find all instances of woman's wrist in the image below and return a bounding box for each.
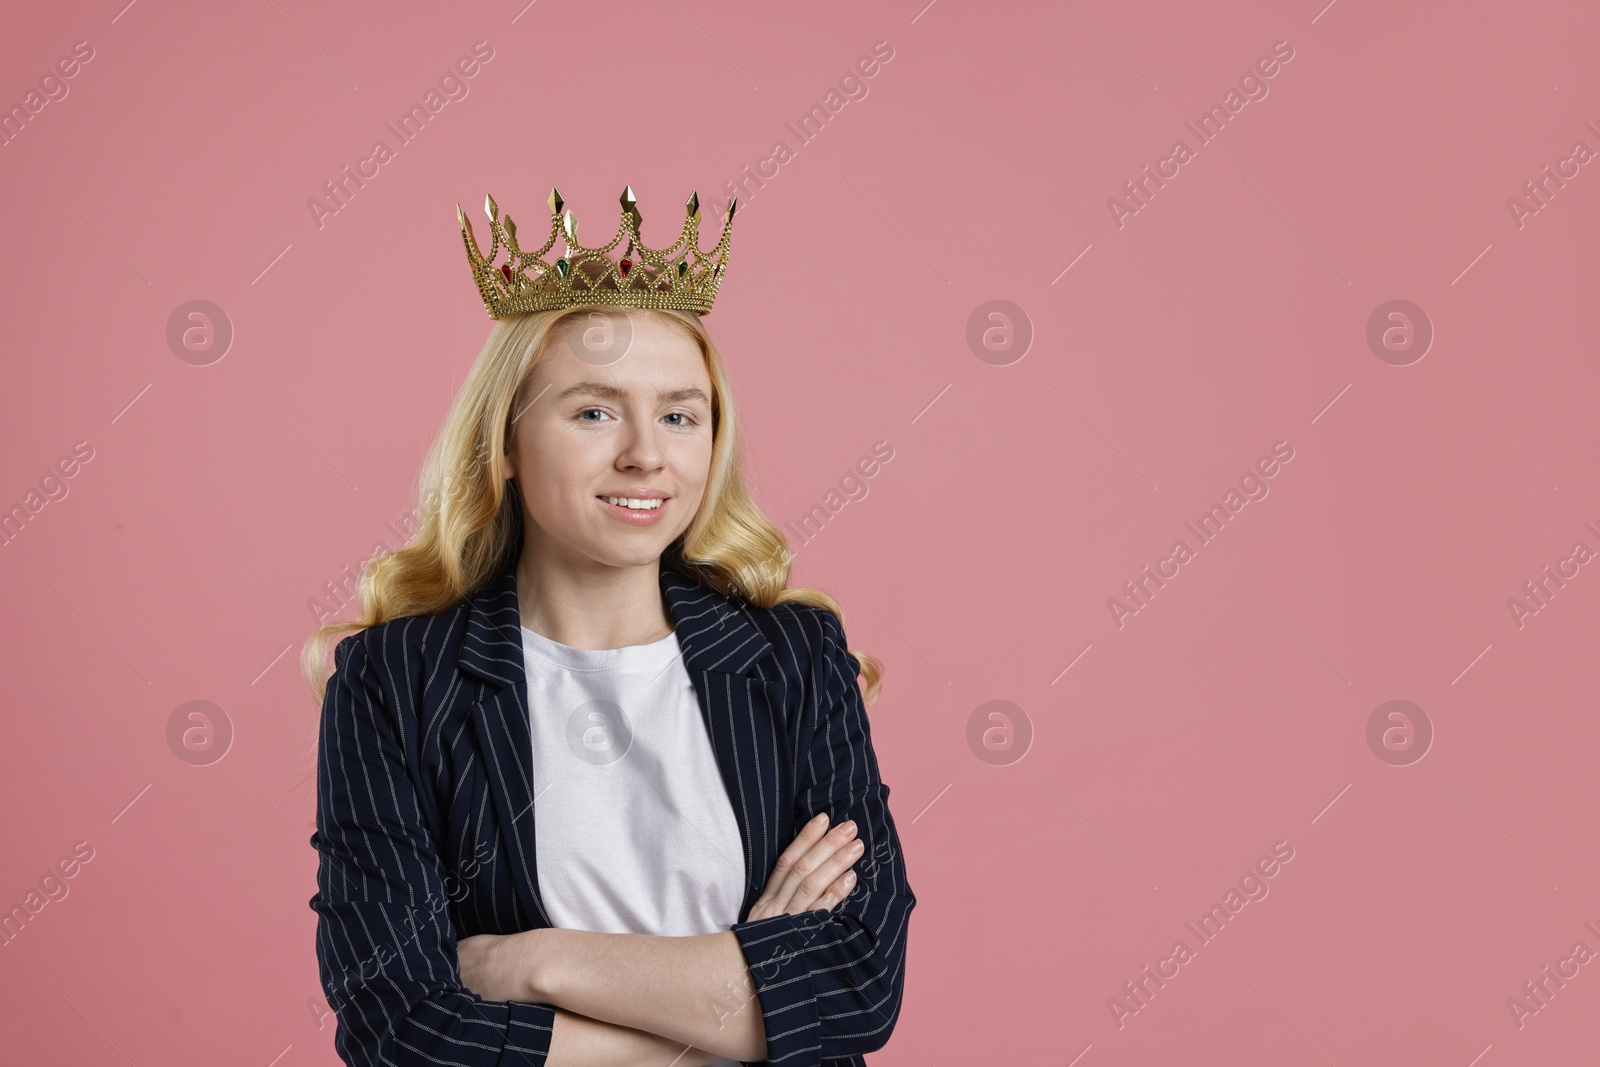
[511,927,562,1003]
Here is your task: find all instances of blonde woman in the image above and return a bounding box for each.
[304,188,915,1067]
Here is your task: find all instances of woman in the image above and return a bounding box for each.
[303,187,916,1066]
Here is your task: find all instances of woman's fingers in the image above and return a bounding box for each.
[747,813,868,920]
[817,869,859,911]
[769,823,852,912]
[804,832,864,909]
[748,812,830,919]
[769,819,863,914]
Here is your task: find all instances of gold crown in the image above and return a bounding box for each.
[456,186,738,319]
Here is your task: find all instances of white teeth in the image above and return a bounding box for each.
[603,496,662,510]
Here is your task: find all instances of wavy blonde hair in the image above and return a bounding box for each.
[299,305,884,721]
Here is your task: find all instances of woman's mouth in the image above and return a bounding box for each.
[597,495,669,525]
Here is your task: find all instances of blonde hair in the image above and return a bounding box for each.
[299,305,884,721]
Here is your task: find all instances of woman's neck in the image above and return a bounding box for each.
[513,546,675,651]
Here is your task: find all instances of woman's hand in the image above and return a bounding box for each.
[745,812,864,921]
[459,931,544,1002]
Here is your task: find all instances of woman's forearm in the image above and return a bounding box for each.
[520,928,767,1063]
[547,1007,726,1067]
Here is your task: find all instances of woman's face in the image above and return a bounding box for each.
[503,310,715,573]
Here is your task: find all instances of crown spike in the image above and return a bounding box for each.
[562,209,578,244]
[457,206,484,259]
[547,187,564,217]
[485,193,499,221]
[620,185,641,227]
[724,197,738,225]
[503,213,517,242]
[686,191,701,221]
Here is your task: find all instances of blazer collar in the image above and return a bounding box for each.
[456,553,777,690]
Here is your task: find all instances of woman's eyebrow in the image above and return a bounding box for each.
[555,381,710,405]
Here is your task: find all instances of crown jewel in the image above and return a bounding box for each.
[457,186,737,319]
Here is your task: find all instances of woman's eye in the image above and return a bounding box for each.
[576,409,696,426]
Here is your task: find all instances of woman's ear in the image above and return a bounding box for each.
[500,424,518,480]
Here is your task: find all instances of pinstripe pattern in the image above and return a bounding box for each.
[310,554,916,1066]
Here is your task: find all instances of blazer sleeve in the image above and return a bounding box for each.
[728,608,917,1066]
[310,630,557,1067]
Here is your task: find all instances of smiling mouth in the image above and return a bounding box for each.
[599,496,666,510]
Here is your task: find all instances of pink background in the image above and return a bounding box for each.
[3,0,1599,1063]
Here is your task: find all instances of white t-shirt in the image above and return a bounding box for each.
[521,623,747,1066]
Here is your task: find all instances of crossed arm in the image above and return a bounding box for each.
[458,810,866,1065]
[460,927,765,1065]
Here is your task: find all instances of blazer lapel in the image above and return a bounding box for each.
[457,556,788,932]
[457,561,551,930]
[660,567,791,922]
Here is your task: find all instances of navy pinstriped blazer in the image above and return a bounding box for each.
[310,552,916,1066]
